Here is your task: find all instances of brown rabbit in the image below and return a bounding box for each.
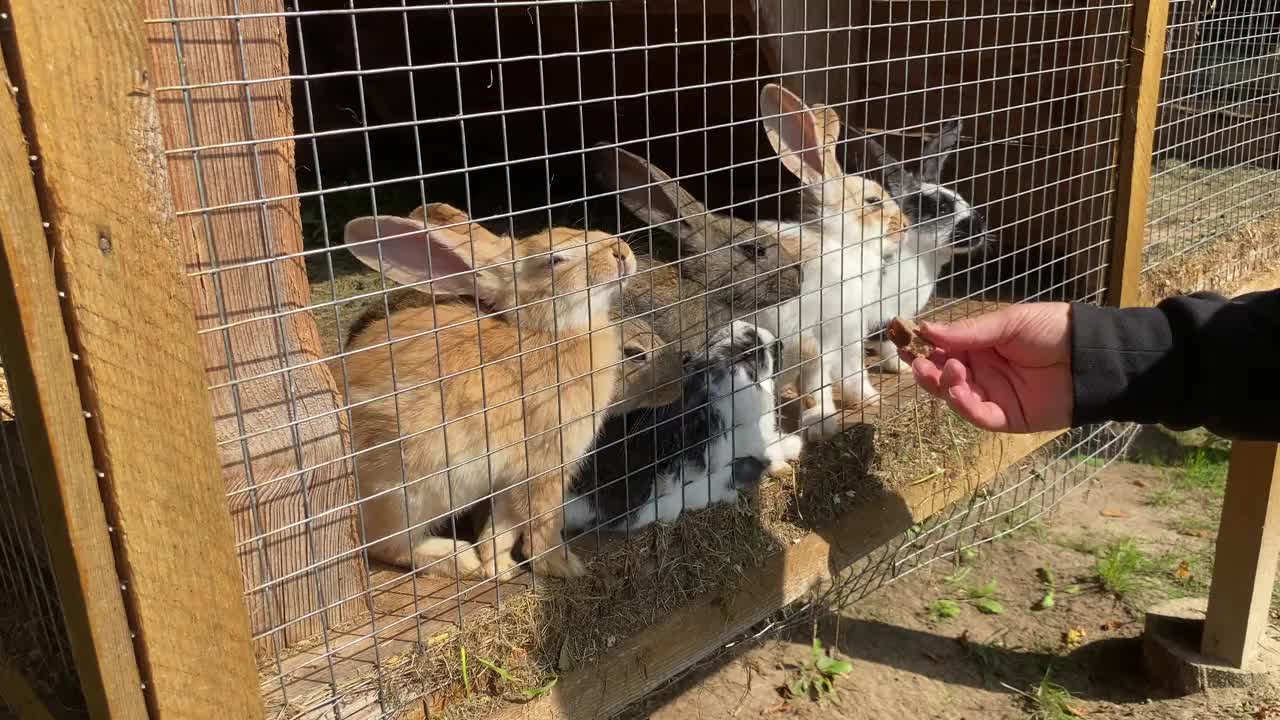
[340,203,636,579]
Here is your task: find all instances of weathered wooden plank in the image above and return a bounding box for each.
[5,1,262,715]
[0,33,149,720]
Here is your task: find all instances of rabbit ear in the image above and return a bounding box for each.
[920,121,963,183]
[759,83,843,208]
[847,127,920,201]
[592,144,708,227]
[344,209,510,301]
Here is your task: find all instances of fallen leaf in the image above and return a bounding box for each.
[765,700,792,714]
[1100,509,1131,519]
[1178,528,1215,539]
[1063,627,1087,649]
[1172,560,1193,581]
[1066,703,1088,717]
[1132,479,1148,488]
[1100,619,1125,631]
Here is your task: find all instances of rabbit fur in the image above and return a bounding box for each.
[564,320,798,534]
[758,83,908,432]
[849,123,993,372]
[340,203,638,580]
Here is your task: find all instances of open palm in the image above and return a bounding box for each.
[905,303,1074,433]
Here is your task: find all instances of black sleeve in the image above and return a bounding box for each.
[1070,288,1280,441]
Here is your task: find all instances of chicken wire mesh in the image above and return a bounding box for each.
[1145,0,1280,285]
[134,0,1156,717]
[0,358,84,717]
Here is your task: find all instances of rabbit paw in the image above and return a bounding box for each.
[471,551,518,580]
[879,351,908,375]
[778,433,805,462]
[840,377,881,409]
[534,549,587,579]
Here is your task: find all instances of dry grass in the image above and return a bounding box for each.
[1141,210,1280,303]
[263,390,984,719]
[1143,159,1280,297]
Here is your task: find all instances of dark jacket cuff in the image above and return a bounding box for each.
[1070,302,1181,427]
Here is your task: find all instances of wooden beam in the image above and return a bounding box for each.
[5,1,262,716]
[1202,441,1280,668]
[461,430,1063,720]
[1106,0,1171,307]
[141,0,367,656]
[0,35,149,720]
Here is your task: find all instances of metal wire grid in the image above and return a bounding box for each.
[0,357,83,715]
[817,422,1139,616]
[1145,0,1280,272]
[143,1,1132,716]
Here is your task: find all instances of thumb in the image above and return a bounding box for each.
[919,307,1022,352]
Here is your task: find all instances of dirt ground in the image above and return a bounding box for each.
[619,436,1280,720]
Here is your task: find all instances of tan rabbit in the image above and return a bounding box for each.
[760,83,907,417]
[345,286,683,414]
[340,203,636,579]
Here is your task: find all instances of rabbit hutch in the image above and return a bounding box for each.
[4,0,1280,718]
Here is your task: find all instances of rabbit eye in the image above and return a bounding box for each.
[623,346,648,362]
[866,195,882,205]
[741,242,769,259]
[549,254,568,266]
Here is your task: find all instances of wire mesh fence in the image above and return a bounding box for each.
[135,0,1139,717]
[0,0,1271,717]
[0,356,84,717]
[1146,0,1280,283]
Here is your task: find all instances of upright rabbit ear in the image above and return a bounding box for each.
[344,208,511,302]
[759,83,843,208]
[920,121,963,183]
[591,143,708,227]
[846,126,918,200]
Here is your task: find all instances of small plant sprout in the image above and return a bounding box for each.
[473,656,559,701]
[1003,669,1084,720]
[1095,539,1148,597]
[928,598,962,621]
[786,638,853,703]
[1033,567,1057,611]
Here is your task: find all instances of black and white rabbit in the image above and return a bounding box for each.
[564,320,797,534]
[851,122,992,372]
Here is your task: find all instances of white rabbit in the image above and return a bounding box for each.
[758,84,908,433]
[852,123,992,372]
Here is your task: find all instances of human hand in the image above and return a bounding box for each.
[904,303,1073,433]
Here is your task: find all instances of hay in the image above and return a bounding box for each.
[262,396,984,719]
[1141,213,1280,304]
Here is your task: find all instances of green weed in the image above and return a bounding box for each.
[786,638,852,703]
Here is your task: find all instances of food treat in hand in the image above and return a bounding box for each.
[886,317,934,357]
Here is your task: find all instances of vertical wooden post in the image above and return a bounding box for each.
[141,0,367,654]
[1106,0,1171,307]
[1202,441,1280,667]
[5,0,263,716]
[0,44,149,720]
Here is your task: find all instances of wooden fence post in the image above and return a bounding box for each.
[1202,442,1280,667]
[4,1,262,716]
[0,42,149,720]
[141,0,368,655]
[1106,0,1171,307]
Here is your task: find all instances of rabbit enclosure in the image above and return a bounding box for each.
[4,0,1280,718]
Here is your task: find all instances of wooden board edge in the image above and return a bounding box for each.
[458,428,1067,720]
[5,1,262,716]
[1106,0,1172,308]
[0,33,149,720]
